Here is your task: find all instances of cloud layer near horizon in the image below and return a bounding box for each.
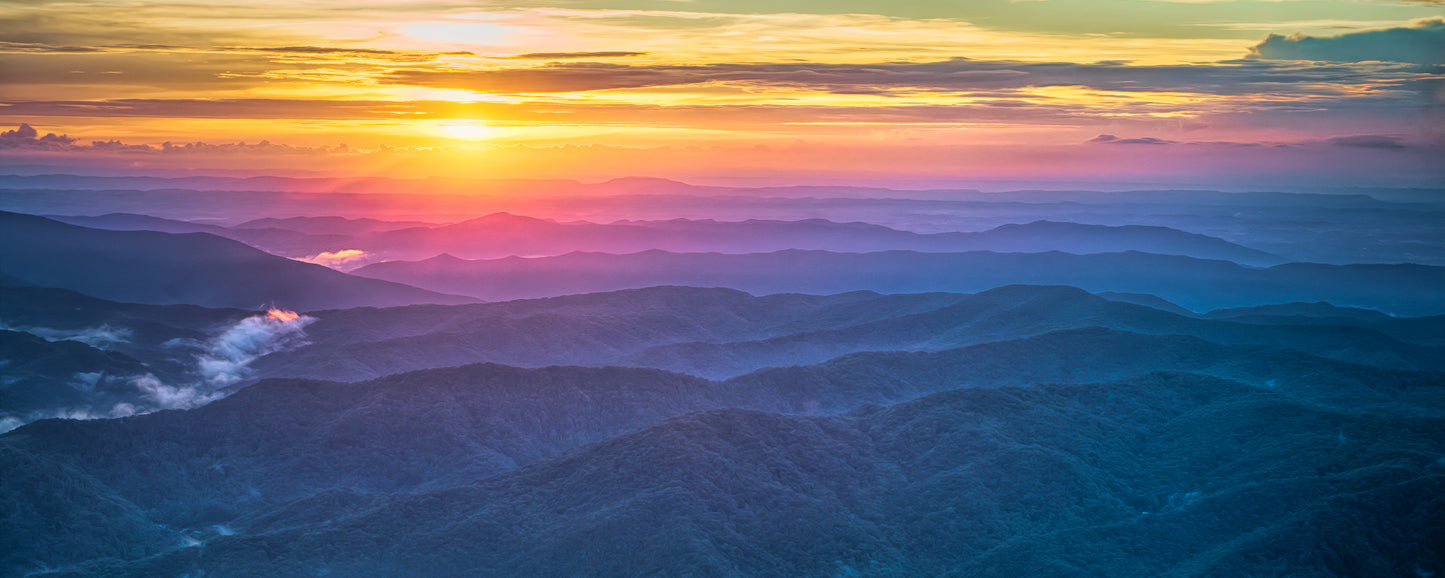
[0,1,1441,185]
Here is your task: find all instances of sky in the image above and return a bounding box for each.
[1,0,1442,188]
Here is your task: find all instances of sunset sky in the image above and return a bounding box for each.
[2,0,1442,187]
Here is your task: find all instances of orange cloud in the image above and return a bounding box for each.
[299,249,370,270]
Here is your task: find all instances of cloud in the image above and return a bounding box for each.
[1327,134,1408,149]
[0,123,78,150]
[224,45,398,55]
[506,51,647,59]
[387,57,1434,97]
[0,124,353,155]
[126,374,219,409]
[0,41,104,53]
[1088,134,1176,145]
[197,309,315,387]
[1250,18,1445,65]
[0,320,132,347]
[298,249,371,270]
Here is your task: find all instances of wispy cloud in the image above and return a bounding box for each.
[298,249,372,270]
[504,51,647,59]
[386,57,1434,97]
[198,309,316,387]
[0,320,133,347]
[1088,135,1177,145]
[1327,134,1409,149]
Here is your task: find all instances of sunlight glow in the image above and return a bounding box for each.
[265,309,302,322]
[437,121,498,140]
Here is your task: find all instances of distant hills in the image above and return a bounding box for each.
[349,214,1286,265]
[7,175,1441,265]
[46,212,1286,267]
[353,248,1445,316]
[249,284,1443,383]
[0,212,475,310]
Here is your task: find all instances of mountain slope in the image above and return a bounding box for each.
[249,286,970,382]
[33,373,1440,577]
[0,212,476,310]
[351,214,1283,264]
[45,213,353,258]
[4,327,1441,576]
[242,285,1442,384]
[623,285,1444,378]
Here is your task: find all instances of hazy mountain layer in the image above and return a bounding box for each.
[7,181,1441,265]
[45,212,1285,267]
[353,249,1445,316]
[350,214,1286,265]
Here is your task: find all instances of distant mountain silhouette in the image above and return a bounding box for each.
[353,249,1444,316]
[46,213,359,259]
[8,177,1439,265]
[0,212,476,310]
[232,215,436,236]
[326,214,1285,264]
[44,211,1284,269]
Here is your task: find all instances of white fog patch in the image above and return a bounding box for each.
[0,403,145,432]
[0,309,317,431]
[131,374,222,410]
[0,321,132,347]
[298,249,371,271]
[161,337,204,350]
[110,402,139,418]
[197,309,316,387]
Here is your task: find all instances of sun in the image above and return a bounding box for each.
[437,121,497,140]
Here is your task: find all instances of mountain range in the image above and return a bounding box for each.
[7,282,1439,432]
[45,212,1286,267]
[353,248,1445,315]
[7,179,1441,265]
[2,176,1441,577]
